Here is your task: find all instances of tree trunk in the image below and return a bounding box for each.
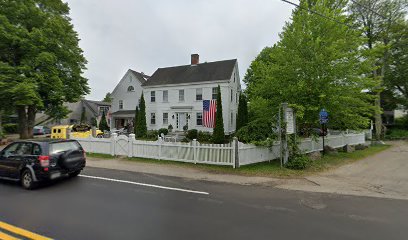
[374,92,382,140]
[0,110,3,137]
[27,105,36,139]
[17,106,29,139]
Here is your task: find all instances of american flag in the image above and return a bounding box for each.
[203,100,217,128]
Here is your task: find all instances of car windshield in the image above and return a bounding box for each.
[49,141,81,155]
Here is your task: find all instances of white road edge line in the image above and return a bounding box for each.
[79,174,210,195]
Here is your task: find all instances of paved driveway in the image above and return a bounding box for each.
[279,141,408,200]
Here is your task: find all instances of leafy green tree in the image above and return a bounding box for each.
[0,1,89,139]
[135,93,147,138]
[236,93,248,131]
[134,106,139,134]
[90,117,97,127]
[245,0,378,131]
[80,107,86,124]
[98,111,109,132]
[349,0,408,138]
[103,92,113,103]
[212,85,225,143]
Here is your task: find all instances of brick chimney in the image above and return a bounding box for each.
[191,54,199,65]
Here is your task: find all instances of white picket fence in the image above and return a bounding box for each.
[74,132,366,168]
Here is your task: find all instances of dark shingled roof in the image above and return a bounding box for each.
[142,59,237,87]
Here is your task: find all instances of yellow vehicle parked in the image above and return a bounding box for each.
[51,124,104,139]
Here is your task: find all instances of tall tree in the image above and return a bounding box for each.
[80,107,86,124]
[0,1,89,139]
[103,92,113,103]
[212,85,225,143]
[236,93,248,131]
[135,93,147,138]
[245,0,378,131]
[349,0,408,138]
[98,111,109,132]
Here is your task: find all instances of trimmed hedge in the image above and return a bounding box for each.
[3,123,18,134]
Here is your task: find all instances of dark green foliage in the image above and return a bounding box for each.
[183,124,188,132]
[235,119,276,143]
[90,117,97,127]
[197,131,212,143]
[3,123,18,134]
[134,106,139,134]
[186,129,198,140]
[103,92,113,103]
[212,85,225,143]
[181,137,189,143]
[168,124,173,132]
[98,112,109,132]
[135,94,147,138]
[158,128,168,136]
[285,155,311,170]
[145,130,158,141]
[236,93,248,131]
[80,107,86,123]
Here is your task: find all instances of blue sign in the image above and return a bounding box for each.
[319,109,329,124]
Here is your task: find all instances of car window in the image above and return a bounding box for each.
[2,143,20,157]
[32,144,42,155]
[16,143,33,155]
[49,141,81,155]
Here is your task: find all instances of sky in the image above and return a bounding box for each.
[64,0,295,101]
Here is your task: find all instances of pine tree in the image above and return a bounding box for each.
[236,93,248,131]
[98,111,109,132]
[135,93,147,138]
[134,106,139,135]
[212,85,225,143]
[80,107,86,123]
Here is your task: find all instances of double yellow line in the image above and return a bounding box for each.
[0,221,51,240]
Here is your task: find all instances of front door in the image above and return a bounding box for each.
[177,113,186,130]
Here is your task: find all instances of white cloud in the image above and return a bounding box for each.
[65,0,294,100]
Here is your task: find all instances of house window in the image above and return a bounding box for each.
[99,106,109,116]
[231,89,233,102]
[119,100,123,109]
[151,91,156,102]
[163,113,168,125]
[196,112,203,126]
[127,86,134,92]
[212,87,218,100]
[196,88,202,101]
[163,90,168,102]
[151,113,156,125]
[179,89,184,102]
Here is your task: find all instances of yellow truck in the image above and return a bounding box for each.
[51,124,104,139]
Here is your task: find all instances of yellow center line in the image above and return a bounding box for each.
[0,231,19,240]
[0,221,52,240]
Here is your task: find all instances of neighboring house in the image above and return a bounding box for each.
[40,100,111,127]
[143,54,241,134]
[110,69,149,130]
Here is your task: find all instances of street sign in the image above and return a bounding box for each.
[319,109,329,124]
[286,108,295,134]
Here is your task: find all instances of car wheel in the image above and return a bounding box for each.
[96,134,103,138]
[69,170,81,178]
[21,170,36,190]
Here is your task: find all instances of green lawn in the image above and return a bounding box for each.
[86,144,391,178]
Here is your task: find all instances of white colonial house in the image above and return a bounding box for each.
[110,69,149,130]
[143,54,241,134]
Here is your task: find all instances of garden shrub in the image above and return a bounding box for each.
[197,131,212,143]
[285,154,311,170]
[186,129,198,140]
[3,123,18,134]
[235,118,276,143]
[158,128,168,136]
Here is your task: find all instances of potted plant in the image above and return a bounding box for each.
[183,124,188,133]
[168,124,173,132]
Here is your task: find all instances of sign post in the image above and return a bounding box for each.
[319,109,329,155]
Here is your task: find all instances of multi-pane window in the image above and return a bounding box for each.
[119,100,123,109]
[179,89,184,102]
[151,113,156,125]
[163,90,168,102]
[127,86,134,92]
[163,113,168,125]
[212,87,217,100]
[196,112,203,126]
[196,88,202,101]
[151,91,156,102]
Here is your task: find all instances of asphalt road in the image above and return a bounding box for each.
[0,167,407,240]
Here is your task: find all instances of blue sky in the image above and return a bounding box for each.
[65,0,295,100]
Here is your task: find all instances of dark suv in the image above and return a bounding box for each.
[0,139,86,189]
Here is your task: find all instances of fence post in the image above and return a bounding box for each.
[193,139,197,164]
[158,137,162,160]
[111,133,118,156]
[233,137,239,168]
[128,134,135,158]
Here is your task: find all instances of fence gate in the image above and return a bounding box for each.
[115,135,129,156]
